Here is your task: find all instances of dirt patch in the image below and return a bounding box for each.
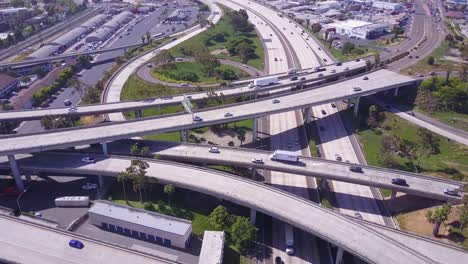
[210,48,229,56]
[79,115,104,126]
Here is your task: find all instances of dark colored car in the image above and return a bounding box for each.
[336,62,342,66]
[69,239,84,249]
[391,178,407,186]
[349,166,363,173]
[63,99,72,106]
[275,256,283,264]
[290,76,298,81]
[355,59,360,62]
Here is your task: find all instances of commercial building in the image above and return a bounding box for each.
[199,231,225,264]
[326,19,388,39]
[88,200,192,249]
[85,11,133,43]
[0,74,18,97]
[372,1,404,11]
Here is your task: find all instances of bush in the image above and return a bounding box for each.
[427,56,435,65]
[177,72,199,82]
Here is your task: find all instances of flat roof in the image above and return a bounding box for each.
[329,19,372,29]
[198,231,225,264]
[89,200,192,236]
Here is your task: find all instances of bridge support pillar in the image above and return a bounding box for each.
[252,118,257,142]
[304,107,312,123]
[353,97,361,118]
[8,155,24,191]
[25,172,31,182]
[319,179,327,190]
[135,110,142,119]
[335,247,344,264]
[101,142,109,155]
[251,167,256,179]
[394,87,399,97]
[180,129,189,142]
[250,208,256,225]
[97,175,104,199]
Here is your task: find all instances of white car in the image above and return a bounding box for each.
[344,67,349,71]
[444,188,458,196]
[353,86,362,92]
[252,158,264,164]
[224,112,233,117]
[68,107,77,113]
[33,212,42,217]
[330,69,336,73]
[82,183,97,190]
[193,116,202,122]
[81,157,96,163]
[209,147,220,153]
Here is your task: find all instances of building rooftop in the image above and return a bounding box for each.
[198,231,225,264]
[329,19,372,29]
[89,200,192,236]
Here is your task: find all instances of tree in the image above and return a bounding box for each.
[374,52,381,68]
[208,205,231,230]
[67,78,84,99]
[40,115,73,130]
[460,203,468,230]
[341,42,355,55]
[154,50,173,65]
[77,55,91,68]
[117,170,131,204]
[425,203,452,237]
[163,184,175,205]
[380,134,400,154]
[236,42,255,63]
[311,23,321,33]
[417,128,440,155]
[20,75,31,84]
[365,59,372,71]
[366,105,379,128]
[146,31,151,44]
[237,128,246,146]
[427,56,435,65]
[130,159,150,202]
[230,9,253,32]
[305,19,310,29]
[141,36,145,44]
[11,0,25,8]
[231,216,257,253]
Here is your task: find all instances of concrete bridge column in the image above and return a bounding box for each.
[101,142,109,155]
[8,155,24,191]
[394,87,399,97]
[303,107,312,123]
[251,167,256,179]
[353,97,361,118]
[180,129,189,142]
[319,179,327,190]
[335,247,344,264]
[252,118,258,142]
[135,110,142,119]
[250,208,256,225]
[24,172,32,182]
[97,175,104,199]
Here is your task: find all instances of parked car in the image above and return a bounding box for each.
[147,64,153,68]
[209,147,220,153]
[68,107,77,113]
[81,157,96,163]
[290,76,298,81]
[63,99,72,106]
[391,178,407,186]
[180,83,189,87]
[69,239,84,249]
[300,77,306,81]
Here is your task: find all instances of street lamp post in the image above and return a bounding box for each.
[16,188,28,215]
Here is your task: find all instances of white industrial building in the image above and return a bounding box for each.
[326,20,388,39]
[88,200,192,249]
[85,11,134,43]
[199,231,225,264]
[372,1,404,11]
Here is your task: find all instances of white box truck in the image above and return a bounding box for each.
[55,196,90,207]
[269,150,299,162]
[253,76,278,87]
[285,224,295,255]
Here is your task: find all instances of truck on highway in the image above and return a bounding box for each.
[249,76,279,88]
[269,150,299,162]
[55,196,90,207]
[285,224,295,255]
[288,68,298,75]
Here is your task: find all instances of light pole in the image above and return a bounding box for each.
[16,188,28,215]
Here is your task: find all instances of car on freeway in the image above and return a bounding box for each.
[300,77,306,81]
[252,158,264,164]
[444,188,458,196]
[344,67,349,71]
[354,212,363,219]
[418,74,424,77]
[429,71,437,76]
[81,157,96,163]
[353,86,362,92]
[68,107,77,113]
[415,55,419,58]
[290,76,298,81]
[323,58,328,62]
[318,73,324,77]
[82,182,97,190]
[224,112,233,117]
[242,64,248,68]
[321,110,326,115]
[180,83,189,87]
[331,103,336,108]
[272,99,280,104]
[275,256,283,264]
[349,166,363,173]
[193,116,203,122]
[336,62,342,66]
[391,178,407,186]
[335,154,342,161]
[274,57,278,61]
[147,64,153,68]
[330,69,336,73]
[63,99,72,106]
[355,59,360,62]
[209,147,220,153]
[409,55,413,59]
[363,76,369,80]
[69,240,84,249]
[33,212,42,217]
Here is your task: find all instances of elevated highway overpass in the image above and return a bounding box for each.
[0,70,416,156]
[100,140,464,201]
[0,70,415,155]
[0,60,367,122]
[0,214,178,264]
[3,153,467,264]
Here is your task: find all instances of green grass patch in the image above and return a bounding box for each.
[380,189,393,198]
[311,32,374,61]
[420,110,468,132]
[321,197,333,209]
[169,7,264,70]
[356,112,468,180]
[152,61,249,84]
[403,41,462,75]
[144,132,181,142]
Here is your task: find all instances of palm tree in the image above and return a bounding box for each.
[164,184,175,206]
[117,171,131,204]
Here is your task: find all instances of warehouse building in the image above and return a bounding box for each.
[199,231,225,264]
[79,14,107,33]
[85,11,134,43]
[88,200,192,249]
[326,20,388,39]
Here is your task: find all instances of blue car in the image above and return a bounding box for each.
[69,239,84,249]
